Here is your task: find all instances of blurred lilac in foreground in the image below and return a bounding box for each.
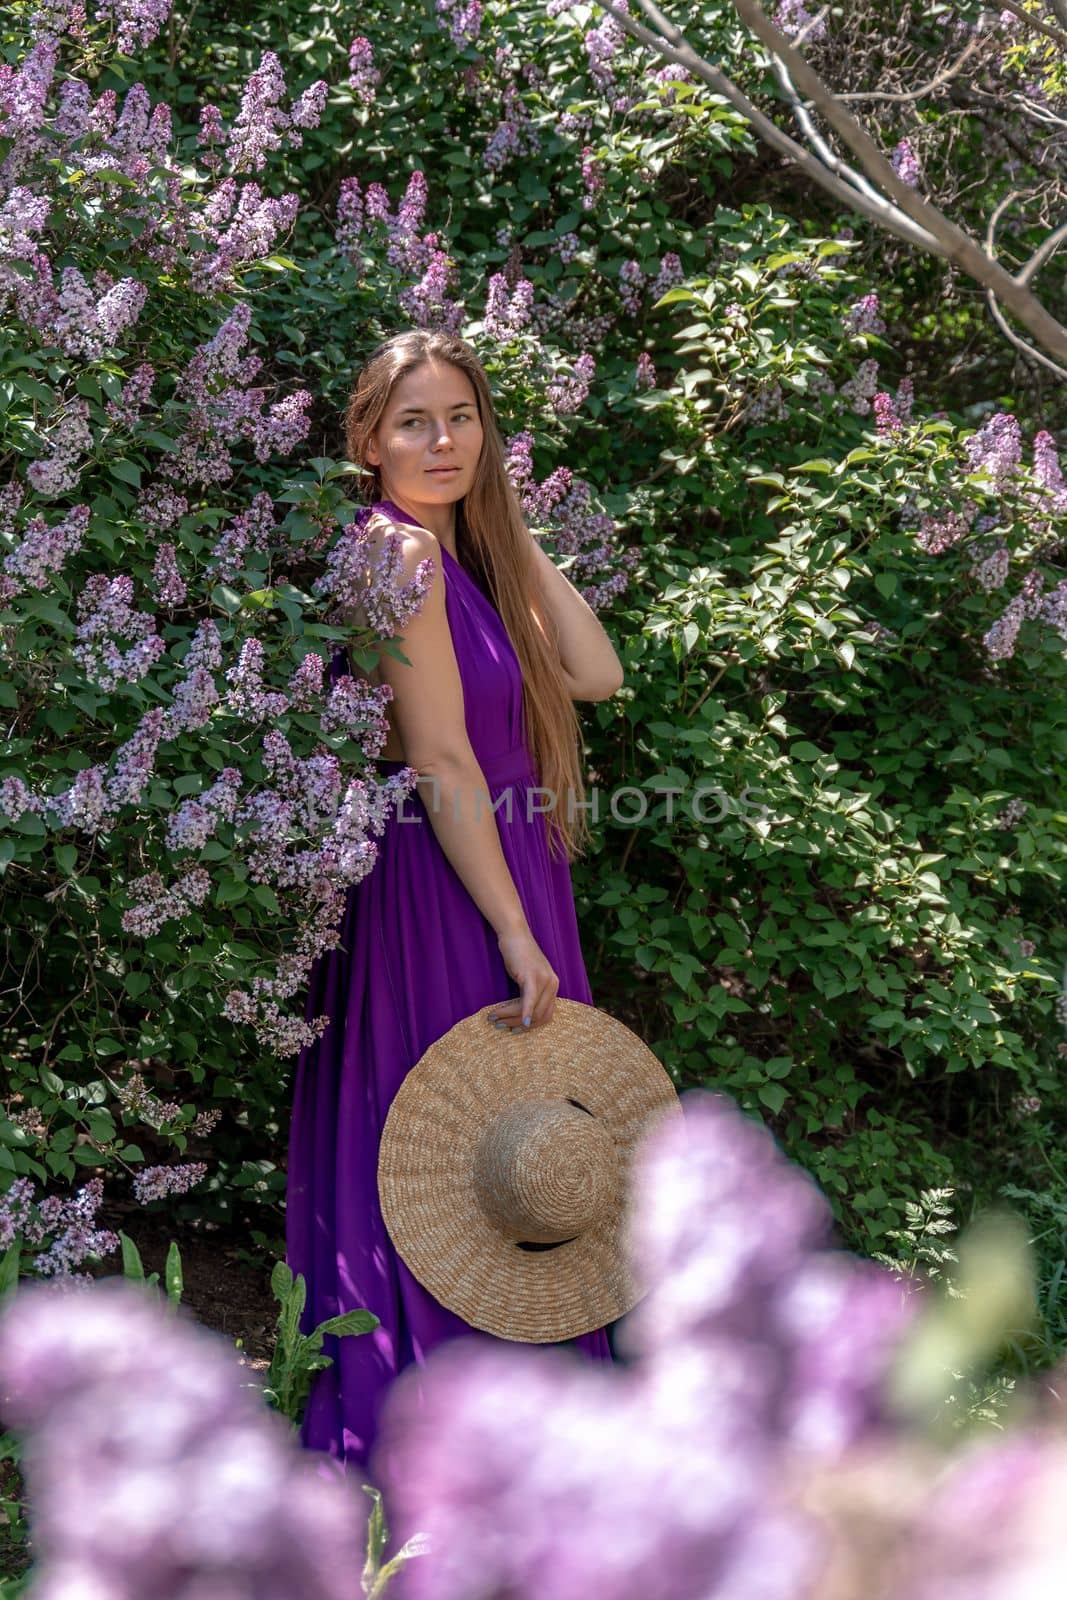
[0,1276,365,1600]
[372,1091,918,1600]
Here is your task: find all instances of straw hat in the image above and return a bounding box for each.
[377,998,682,1342]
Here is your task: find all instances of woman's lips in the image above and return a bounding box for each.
[427,466,460,474]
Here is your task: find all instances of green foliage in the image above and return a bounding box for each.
[260,1260,379,1426]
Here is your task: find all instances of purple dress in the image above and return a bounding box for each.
[285,499,613,1483]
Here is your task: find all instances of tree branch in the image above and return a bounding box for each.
[985,190,1067,381]
[592,0,1067,369]
[996,0,1067,54]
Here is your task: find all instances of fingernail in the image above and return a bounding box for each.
[523,1017,531,1028]
[494,1021,508,1030]
[487,1014,497,1023]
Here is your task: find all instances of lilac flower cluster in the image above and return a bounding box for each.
[207,491,279,580]
[374,1092,916,1599]
[320,674,395,754]
[131,1161,207,1204]
[916,502,976,555]
[191,179,300,293]
[485,82,542,174]
[547,352,597,415]
[151,541,187,608]
[635,352,657,390]
[436,0,484,48]
[983,569,1046,662]
[581,144,604,209]
[97,0,172,55]
[27,396,93,496]
[72,573,167,691]
[618,259,646,315]
[995,797,1029,828]
[224,637,291,721]
[963,411,1022,483]
[163,303,312,485]
[0,1176,119,1282]
[839,357,881,416]
[224,50,328,173]
[843,293,886,336]
[585,1,629,91]
[312,508,437,634]
[333,173,465,331]
[348,36,381,104]
[162,620,224,737]
[484,271,535,337]
[650,251,683,301]
[113,1069,182,1131]
[0,501,89,600]
[48,268,148,359]
[165,767,242,853]
[120,866,212,936]
[0,1278,368,1597]
[774,0,828,41]
[892,137,921,186]
[105,361,155,428]
[505,434,638,610]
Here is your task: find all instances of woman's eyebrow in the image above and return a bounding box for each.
[395,402,475,416]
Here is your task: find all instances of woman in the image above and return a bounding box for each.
[285,328,626,1478]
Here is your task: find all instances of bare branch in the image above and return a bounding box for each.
[1017,217,1067,285]
[985,191,1067,380]
[594,0,1067,368]
[835,29,986,103]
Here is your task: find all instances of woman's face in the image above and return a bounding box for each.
[366,360,484,513]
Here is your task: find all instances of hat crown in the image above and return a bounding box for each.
[472,1097,619,1245]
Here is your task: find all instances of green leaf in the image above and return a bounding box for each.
[759,1084,788,1114]
[110,459,142,488]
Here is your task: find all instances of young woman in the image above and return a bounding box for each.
[285,328,625,1477]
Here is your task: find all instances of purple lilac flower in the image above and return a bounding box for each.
[843,293,886,336]
[0,1277,368,1596]
[635,352,657,390]
[581,144,604,209]
[916,501,976,555]
[0,775,41,821]
[131,1161,208,1204]
[618,260,646,315]
[9,1179,121,1278]
[891,137,920,186]
[585,2,628,91]
[485,82,541,173]
[398,250,465,333]
[105,362,155,428]
[348,37,381,104]
[208,491,278,580]
[0,35,59,139]
[548,352,596,415]
[224,637,290,721]
[0,503,89,598]
[436,0,483,48]
[313,512,438,636]
[873,392,904,435]
[151,542,187,608]
[72,574,166,692]
[226,50,290,171]
[1032,430,1066,505]
[165,767,242,852]
[27,398,93,496]
[839,358,880,416]
[774,0,828,40]
[650,252,683,300]
[121,865,212,935]
[191,183,300,292]
[97,0,172,55]
[336,176,364,257]
[483,272,535,337]
[963,412,1022,483]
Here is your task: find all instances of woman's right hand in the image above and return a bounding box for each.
[492,927,560,1033]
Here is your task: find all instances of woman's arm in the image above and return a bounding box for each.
[527,535,625,701]
[364,519,531,939]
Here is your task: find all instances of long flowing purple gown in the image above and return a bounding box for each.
[285,499,614,1482]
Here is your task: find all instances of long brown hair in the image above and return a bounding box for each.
[344,329,592,864]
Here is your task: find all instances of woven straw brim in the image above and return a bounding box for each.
[377,998,681,1342]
